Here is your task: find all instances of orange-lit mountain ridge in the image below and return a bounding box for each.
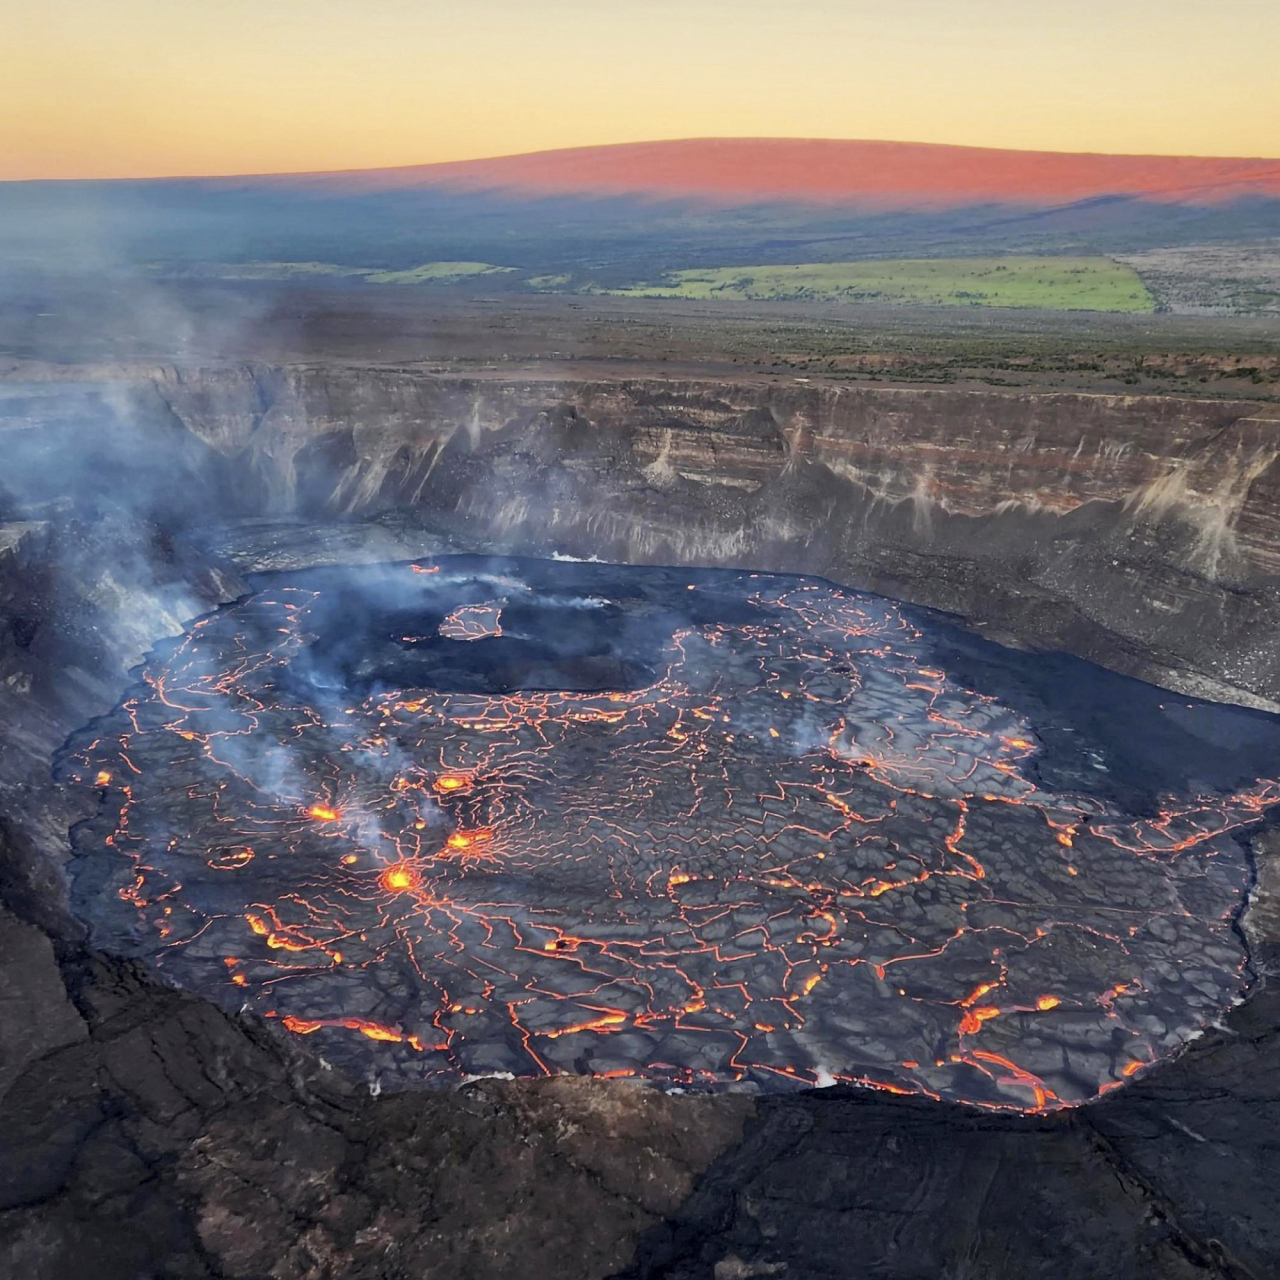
[254,138,1280,210]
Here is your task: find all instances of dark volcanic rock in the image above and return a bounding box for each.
[0,950,753,1280]
[1086,985,1280,1279]
[9,943,1279,1279]
[620,1095,1213,1280]
[0,909,85,1105]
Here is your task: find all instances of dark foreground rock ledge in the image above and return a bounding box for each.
[3,924,1280,1279]
[0,933,753,1280]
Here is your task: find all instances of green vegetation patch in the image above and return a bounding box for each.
[598,257,1156,313]
[364,262,517,285]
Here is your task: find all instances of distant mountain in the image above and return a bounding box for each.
[5,139,1280,282]
[248,138,1280,211]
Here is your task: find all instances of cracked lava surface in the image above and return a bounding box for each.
[59,558,1280,1110]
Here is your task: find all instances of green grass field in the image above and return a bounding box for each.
[153,255,1154,312]
[599,257,1156,312]
[363,262,517,284]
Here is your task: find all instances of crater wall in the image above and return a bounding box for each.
[5,366,1280,707]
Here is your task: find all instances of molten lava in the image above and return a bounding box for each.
[380,863,422,894]
[434,773,473,794]
[445,828,493,851]
[59,559,1277,1110]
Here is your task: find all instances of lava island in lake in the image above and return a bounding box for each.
[60,558,1280,1110]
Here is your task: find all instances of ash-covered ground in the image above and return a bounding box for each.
[59,558,1280,1110]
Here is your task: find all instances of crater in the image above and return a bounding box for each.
[58,557,1280,1110]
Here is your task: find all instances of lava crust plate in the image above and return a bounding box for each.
[60,558,1280,1110]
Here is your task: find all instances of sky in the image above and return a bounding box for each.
[4,0,1279,180]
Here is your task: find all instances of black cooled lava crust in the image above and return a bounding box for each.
[58,558,1280,1109]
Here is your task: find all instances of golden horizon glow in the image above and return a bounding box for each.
[4,0,1279,181]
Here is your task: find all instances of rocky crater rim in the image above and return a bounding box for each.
[4,364,1280,705]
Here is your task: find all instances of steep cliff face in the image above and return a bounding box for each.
[8,365,1275,706]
